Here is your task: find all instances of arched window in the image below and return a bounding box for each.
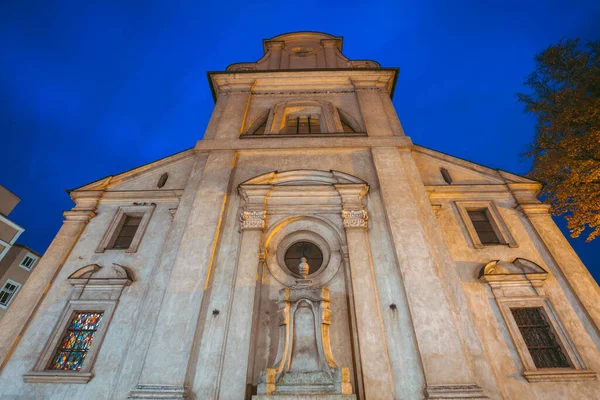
[252,121,267,135]
[285,116,321,134]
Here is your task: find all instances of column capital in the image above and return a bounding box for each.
[240,210,266,230]
[218,81,254,95]
[342,209,368,229]
[517,203,552,215]
[320,38,341,49]
[351,77,390,91]
[63,210,96,222]
[264,40,285,50]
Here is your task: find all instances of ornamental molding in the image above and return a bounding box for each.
[240,210,266,230]
[342,209,368,228]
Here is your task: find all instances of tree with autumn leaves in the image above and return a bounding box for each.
[518,39,600,241]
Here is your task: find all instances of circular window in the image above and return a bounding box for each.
[284,241,324,276]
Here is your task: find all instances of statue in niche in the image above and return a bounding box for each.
[254,258,355,399]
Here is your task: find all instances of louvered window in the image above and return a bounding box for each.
[511,307,571,368]
[467,209,500,245]
[111,215,142,249]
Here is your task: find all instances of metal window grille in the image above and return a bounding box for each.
[511,307,571,368]
[467,209,500,244]
[286,116,321,134]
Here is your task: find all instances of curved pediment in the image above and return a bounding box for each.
[479,258,547,279]
[69,263,133,284]
[226,31,380,71]
[241,170,365,186]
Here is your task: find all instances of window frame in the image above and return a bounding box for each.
[95,204,155,253]
[480,259,596,382]
[455,200,517,248]
[19,252,39,271]
[497,298,584,375]
[0,279,22,308]
[24,264,132,384]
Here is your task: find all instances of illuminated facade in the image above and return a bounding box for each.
[1,32,599,399]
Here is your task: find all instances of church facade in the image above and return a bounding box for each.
[1,32,599,399]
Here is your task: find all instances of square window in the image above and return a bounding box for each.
[0,279,21,308]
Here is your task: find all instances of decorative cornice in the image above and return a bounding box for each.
[240,210,266,230]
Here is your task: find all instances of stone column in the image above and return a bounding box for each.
[518,202,600,331]
[0,193,100,370]
[371,147,489,399]
[129,150,236,399]
[265,41,284,69]
[352,78,395,137]
[217,185,269,399]
[321,39,339,68]
[335,184,395,400]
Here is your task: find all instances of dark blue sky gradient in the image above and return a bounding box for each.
[1,1,599,281]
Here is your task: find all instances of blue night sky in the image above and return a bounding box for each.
[1,1,599,281]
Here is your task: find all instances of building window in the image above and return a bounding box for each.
[111,215,142,249]
[285,116,321,134]
[49,312,104,371]
[24,264,133,384]
[454,201,517,249]
[511,307,571,369]
[96,204,155,253]
[341,120,355,133]
[0,279,21,308]
[19,253,39,271]
[467,209,501,245]
[479,258,596,382]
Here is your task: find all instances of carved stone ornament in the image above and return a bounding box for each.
[255,286,355,399]
[341,210,368,228]
[240,210,266,230]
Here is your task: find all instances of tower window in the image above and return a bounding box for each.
[467,209,500,245]
[110,215,142,249]
[511,307,571,369]
[286,116,321,134]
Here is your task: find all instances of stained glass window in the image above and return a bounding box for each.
[511,307,571,368]
[49,312,104,371]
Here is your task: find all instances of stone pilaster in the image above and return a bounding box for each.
[352,78,395,137]
[216,185,269,399]
[0,193,99,371]
[371,147,489,399]
[213,80,254,140]
[265,41,285,69]
[129,150,236,399]
[321,39,340,68]
[335,184,395,400]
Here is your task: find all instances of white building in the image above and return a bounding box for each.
[0,32,599,400]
